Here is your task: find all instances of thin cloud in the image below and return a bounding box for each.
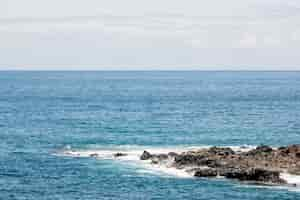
[0,0,300,69]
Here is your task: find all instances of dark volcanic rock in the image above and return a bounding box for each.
[140,151,152,160]
[140,144,300,185]
[89,153,99,157]
[194,168,218,177]
[113,152,127,157]
[223,168,286,184]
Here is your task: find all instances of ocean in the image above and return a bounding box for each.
[0,71,300,199]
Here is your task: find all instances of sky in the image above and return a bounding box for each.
[1,0,300,70]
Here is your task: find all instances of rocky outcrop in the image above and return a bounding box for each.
[139,144,300,185]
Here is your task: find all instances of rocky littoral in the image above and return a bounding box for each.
[139,145,300,185]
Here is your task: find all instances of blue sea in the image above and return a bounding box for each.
[1,71,300,200]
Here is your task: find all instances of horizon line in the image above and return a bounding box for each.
[1,69,300,72]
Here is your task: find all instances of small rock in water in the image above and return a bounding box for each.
[140,151,152,160]
[113,153,127,157]
[89,153,99,157]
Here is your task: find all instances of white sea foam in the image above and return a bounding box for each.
[56,145,257,179]
[280,173,300,187]
[57,145,300,187]
[56,145,205,178]
[135,164,193,178]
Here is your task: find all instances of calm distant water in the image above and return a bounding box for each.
[1,71,300,200]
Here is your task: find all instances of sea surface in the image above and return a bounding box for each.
[1,71,300,200]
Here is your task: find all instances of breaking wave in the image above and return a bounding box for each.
[55,145,300,188]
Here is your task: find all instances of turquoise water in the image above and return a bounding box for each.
[1,71,300,199]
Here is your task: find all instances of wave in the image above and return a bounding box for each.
[55,144,256,162]
[55,145,194,178]
[280,173,300,187]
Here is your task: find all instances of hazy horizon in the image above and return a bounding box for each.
[1,0,300,70]
[1,67,300,71]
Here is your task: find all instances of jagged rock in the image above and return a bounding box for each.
[194,168,218,177]
[223,168,286,184]
[113,153,127,157]
[140,151,152,160]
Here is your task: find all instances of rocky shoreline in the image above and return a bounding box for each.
[137,145,300,186]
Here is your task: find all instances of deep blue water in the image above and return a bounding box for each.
[1,71,300,200]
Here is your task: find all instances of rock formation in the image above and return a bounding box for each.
[139,145,300,185]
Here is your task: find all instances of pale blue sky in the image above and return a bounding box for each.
[1,0,300,70]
